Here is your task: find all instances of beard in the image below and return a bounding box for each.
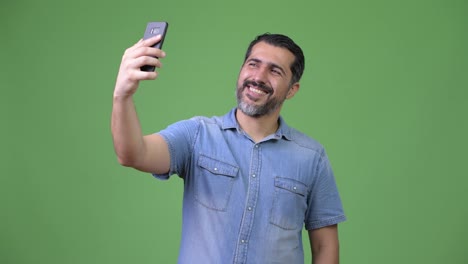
[236,80,286,117]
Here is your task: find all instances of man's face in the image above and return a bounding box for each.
[236,41,299,117]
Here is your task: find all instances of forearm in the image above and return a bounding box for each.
[311,245,339,264]
[309,225,340,264]
[111,95,146,167]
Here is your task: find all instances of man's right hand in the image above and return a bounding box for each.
[111,35,171,175]
[113,35,167,98]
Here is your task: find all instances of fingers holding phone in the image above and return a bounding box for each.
[114,22,169,98]
[131,35,167,73]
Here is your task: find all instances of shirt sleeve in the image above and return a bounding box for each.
[152,117,201,180]
[304,149,346,230]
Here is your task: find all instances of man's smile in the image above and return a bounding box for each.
[243,80,273,100]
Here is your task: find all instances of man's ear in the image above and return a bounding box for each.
[286,82,300,99]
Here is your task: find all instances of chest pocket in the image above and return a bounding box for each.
[194,154,239,211]
[270,177,309,230]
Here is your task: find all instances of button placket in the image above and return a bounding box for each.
[234,143,261,264]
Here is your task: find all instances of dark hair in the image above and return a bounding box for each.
[244,33,305,85]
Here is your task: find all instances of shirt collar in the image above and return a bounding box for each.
[222,108,293,141]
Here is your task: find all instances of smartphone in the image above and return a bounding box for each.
[141,21,169,72]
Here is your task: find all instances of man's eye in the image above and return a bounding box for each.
[271,69,281,75]
[249,62,257,67]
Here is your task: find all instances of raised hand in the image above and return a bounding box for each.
[114,35,167,98]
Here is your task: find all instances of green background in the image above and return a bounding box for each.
[1,0,467,263]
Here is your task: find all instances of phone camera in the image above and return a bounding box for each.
[150,27,160,35]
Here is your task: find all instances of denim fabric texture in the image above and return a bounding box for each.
[153,108,346,264]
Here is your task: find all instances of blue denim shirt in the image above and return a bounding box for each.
[153,108,346,264]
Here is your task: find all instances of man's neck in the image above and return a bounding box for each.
[235,108,280,143]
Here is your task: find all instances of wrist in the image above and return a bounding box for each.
[113,92,133,101]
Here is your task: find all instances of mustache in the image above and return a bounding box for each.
[243,80,273,94]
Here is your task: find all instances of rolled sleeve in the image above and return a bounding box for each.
[152,118,201,180]
[304,149,346,230]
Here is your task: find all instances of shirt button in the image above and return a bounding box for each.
[293,186,297,190]
[255,145,259,148]
[214,167,218,171]
[248,207,252,211]
[252,174,256,178]
[241,240,246,243]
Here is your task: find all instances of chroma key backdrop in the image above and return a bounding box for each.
[1,0,467,263]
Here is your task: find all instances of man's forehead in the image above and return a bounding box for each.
[248,42,295,70]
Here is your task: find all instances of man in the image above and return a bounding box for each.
[112,33,346,264]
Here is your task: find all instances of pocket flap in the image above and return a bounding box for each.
[274,177,308,196]
[198,155,239,177]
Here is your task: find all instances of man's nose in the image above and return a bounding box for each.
[252,67,268,83]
